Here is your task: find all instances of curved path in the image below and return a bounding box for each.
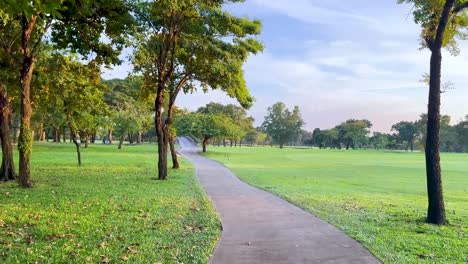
[178,137,380,264]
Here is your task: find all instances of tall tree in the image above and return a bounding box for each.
[399,0,468,224]
[133,0,262,179]
[0,0,133,187]
[262,102,304,149]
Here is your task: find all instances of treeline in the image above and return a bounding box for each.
[178,101,468,154]
[307,114,468,153]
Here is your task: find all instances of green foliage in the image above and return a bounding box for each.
[132,0,263,108]
[398,0,468,54]
[262,102,304,147]
[206,147,468,263]
[0,143,220,263]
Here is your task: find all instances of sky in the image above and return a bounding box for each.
[102,0,468,132]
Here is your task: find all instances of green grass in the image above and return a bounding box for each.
[0,143,220,264]
[205,146,468,264]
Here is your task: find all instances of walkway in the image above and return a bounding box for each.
[178,137,380,264]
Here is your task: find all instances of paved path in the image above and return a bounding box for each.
[178,137,380,264]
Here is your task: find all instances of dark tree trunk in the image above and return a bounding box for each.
[118,135,126,150]
[425,48,446,225]
[230,140,233,147]
[202,136,209,153]
[17,15,37,188]
[223,139,226,147]
[69,128,82,166]
[279,143,284,149]
[107,129,113,144]
[0,87,16,181]
[54,128,60,142]
[234,140,237,147]
[169,132,179,169]
[239,139,242,148]
[421,0,460,225]
[155,88,168,180]
[62,127,66,143]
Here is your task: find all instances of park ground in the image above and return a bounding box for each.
[205,147,467,264]
[0,143,220,263]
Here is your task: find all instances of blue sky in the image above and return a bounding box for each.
[103,0,468,132]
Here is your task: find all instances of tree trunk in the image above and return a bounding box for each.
[425,47,446,225]
[62,127,66,143]
[279,143,284,149]
[0,87,16,181]
[223,139,226,147]
[137,131,142,144]
[421,0,459,225]
[169,132,179,169]
[71,132,82,166]
[17,15,37,188]
[202,136,209,153]
[107,129,113,144]
[155,89,168,180]
[84,132,89,148]
[118,134,126,150]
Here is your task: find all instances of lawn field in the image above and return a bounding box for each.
[205,147,468,264]
[0,143,220,264]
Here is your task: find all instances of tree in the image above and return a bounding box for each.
[391,121,419,151]
[133,0,262,180]
[336,119,372,150]
[176,111,229,152]
[262,102,304,149]
[398,0,468,224]
[37,53,107,165]
[370,132,390,150]
[0,0,133,187]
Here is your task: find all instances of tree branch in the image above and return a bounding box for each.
[453,1,468,13]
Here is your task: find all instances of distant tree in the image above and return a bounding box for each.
[454,116,468,152]
[262,102,304,149]
[37,53,107,165]
[336,119,372,149]
[370,132,390,150]
[399,0,468,224]
[391,121,419,151]
[176,112,229,153]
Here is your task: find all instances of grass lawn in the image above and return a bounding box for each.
[205,146,467,264]
[0,142,220,264]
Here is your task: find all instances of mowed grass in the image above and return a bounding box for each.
[0,143,220,264]
[205,147,468,264]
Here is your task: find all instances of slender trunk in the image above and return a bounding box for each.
[425,48,446,225]
[62,127,66,143]
[202,136,209,153]
[155,88,168,180]
[107,129,113,144]
[230,140,233,147]
[234,140,237,147]
[240,139,242,148]
[137,131,142,144]
[0,87,16,181]
[169,132,179,169]
[118,135,126,149]
[17,15,37,188]
[223,139,226,147]
[84,132,89,148]
[71,132,82,166]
